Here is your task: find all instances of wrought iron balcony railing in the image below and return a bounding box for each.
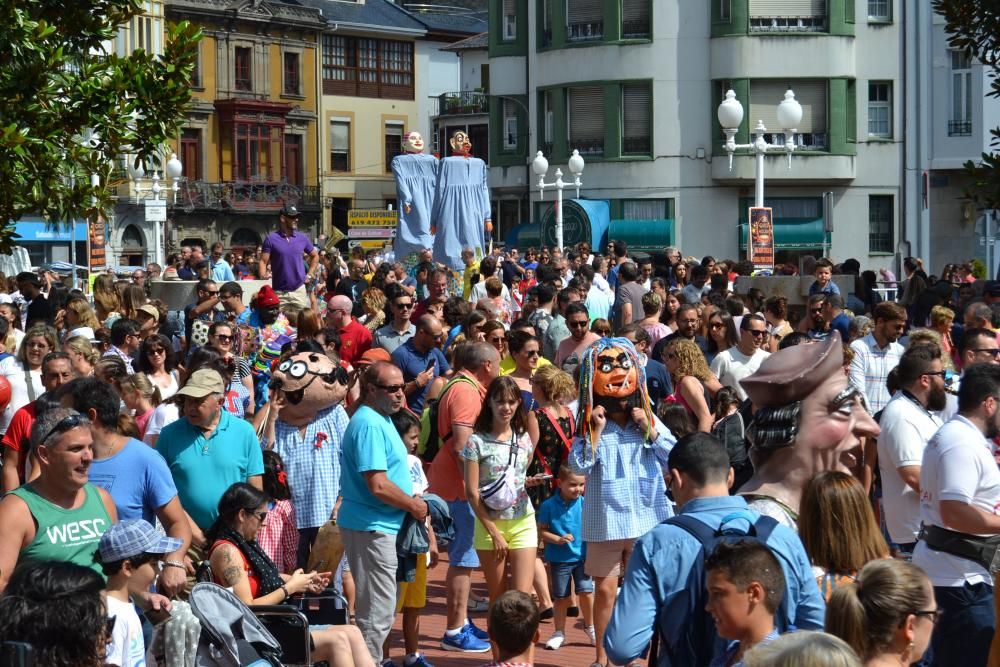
[175,180,320,213]
[435,91,489,117]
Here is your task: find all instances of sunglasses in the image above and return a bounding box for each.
[488,336,505,344]
[250,510,267,522]
[744,329,767,338]
[147,348,166,355]
[524,349,540,357]
[568,321,589,329]
[374,382,406,394]
[213,334,233,343]
[38,413,87,446]
[394,302,414,310]
[973,348,1000,357]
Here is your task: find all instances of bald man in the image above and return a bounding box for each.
[327,294,372,366]
[390,314,450,412]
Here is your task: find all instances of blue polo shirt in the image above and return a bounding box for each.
[390,339,450,413]
[339,405,413,535]
[155,410,264,529]
[537,494,585,563]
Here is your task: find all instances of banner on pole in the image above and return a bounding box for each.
[748,207,774,272]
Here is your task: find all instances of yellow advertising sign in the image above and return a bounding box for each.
[348,209,399,227]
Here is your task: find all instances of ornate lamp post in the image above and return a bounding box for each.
[531,149,585,251]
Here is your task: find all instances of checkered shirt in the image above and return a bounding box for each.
[273,404,348,529]
[568,416,675,542]
[849,332,904,413]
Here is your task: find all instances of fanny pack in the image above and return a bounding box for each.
[479,433,521,512]
[919,523,1000,574]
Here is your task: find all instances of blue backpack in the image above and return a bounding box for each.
[650,512,784,667]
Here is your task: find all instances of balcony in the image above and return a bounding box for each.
[568,21,603,42]
[434,91,489,117]
[572,138,605,157]
[622,18,651,39]
[749,15,828,33]
[175,180,320,213]
[948,120,972,137]
[623,136,651,155]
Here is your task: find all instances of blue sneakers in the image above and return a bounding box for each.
[404,655,435,667]
[465,619,489,641]
[440,625,491,652]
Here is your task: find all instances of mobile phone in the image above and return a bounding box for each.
[145,607,172,625]
[425,359,436,372]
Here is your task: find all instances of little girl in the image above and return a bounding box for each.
[256,450,298,574]
[119,372,161,441]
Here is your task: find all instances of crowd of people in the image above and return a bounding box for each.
[0,202,999,667]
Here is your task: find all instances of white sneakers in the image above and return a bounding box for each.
[545,631,566,650]
[585,625,597,646]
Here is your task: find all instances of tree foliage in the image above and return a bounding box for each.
[933,0,1000,208]
[0,0,200,252]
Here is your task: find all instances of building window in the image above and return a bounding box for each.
[180,128,201,181]
[869,195,893,253]
[950,50,973,136]
[622,0,651,38]
[503,100,518,150]
[749,0,827,32]
[622,199,668,220]
[622,83,651,155]
[750,80,827,150]
[567,0,603,41]
[542,90,555,155]
[867,0,890,21]
[191,40,202,87]
[384,122,403,173]
[234,46,252,92]
[330,119,350,172]
[321,35,414,99]
[283,52,300,96]
[867,82,891,138]
[719,0,731,21]
[568,86,604,156]
[541,0,552,46]
[502,0,517,41]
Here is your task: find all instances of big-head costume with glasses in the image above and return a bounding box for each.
[269,351,346,423]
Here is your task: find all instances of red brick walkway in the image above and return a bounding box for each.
[382,553,601,667]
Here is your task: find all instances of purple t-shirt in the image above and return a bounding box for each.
[262,230,314,291]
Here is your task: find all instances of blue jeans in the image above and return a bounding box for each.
[919,582,994,667]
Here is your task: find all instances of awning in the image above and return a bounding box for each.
[13,220,90,243]
[609,219,674,250]
[739,217,827,250]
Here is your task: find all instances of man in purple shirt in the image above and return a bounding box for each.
[259,203,319,318]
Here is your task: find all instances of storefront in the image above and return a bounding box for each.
[12,218,89,267]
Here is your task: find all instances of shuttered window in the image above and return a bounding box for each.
[502,0,516,40]
[567,0,603,40]
[330,119,350,172]
[622,0,651,38]
[749,80,827,148]
[622,83,651,155]
[569,87,604,156]
[749,0,825,16]
[623,199,667,220]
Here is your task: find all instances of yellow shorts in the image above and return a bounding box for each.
[473,512,538,552]
[396,555,427,610]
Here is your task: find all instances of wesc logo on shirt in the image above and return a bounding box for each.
[45,519,108,547]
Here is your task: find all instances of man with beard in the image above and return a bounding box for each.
[876,343,946,557]
[849,301,907,413]
[914,363,1000,667]
[653,303,710,362]
[249,285,295,350]
[799,294,830,340]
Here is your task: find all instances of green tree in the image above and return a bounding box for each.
[0,0,200,252]
[934,0,1000,207]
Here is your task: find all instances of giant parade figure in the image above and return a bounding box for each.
[431,130,492,271]
[390,131,438,261]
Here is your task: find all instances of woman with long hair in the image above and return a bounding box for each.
[482,320,507,359]
[360,287,387,332]
[526,365,576,508]
[798,471,890,600]
[118,372,162,440]
[63,335,98,377]
[207,321,255,415]
[659,290,682,332]
[207,483,370,667]
[673,262,689,288]
[825,559,936,666]
[506,330,542,412]
[135,333,180,400]
[1,324,55,436]
[92,273,121,327]
[62,298,101,342]
[463,377,539,614]
[706,310,739,362]
[256,450,298,574]
[297,308,324,342]
[929,305,958,369]
[763,296,793,352]
[119,284,147,321]
[0,302,24,351]
[664,337,720,432]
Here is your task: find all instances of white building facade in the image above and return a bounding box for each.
[488,0,913,270]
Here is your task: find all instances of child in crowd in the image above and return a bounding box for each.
[479,591,541,667]
[257,450,298,574]
[537,465,595,649]
[808,258,840,296]
[386,408,438,667]
[98,519,183,667]
[705,540,785,667]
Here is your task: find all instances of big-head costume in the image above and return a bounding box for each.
[575,337,656,450]
[432,131,491,271]
[391,131,438,259]
[269,351,345,422]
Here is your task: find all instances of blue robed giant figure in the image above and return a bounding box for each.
[391,131,438,259]
[431,131,492,270]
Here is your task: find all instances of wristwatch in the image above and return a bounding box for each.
[163,560,186,571]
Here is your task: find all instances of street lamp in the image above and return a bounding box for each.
[532,149,585,251]
[717,89,803,208]
[164,153,183,266]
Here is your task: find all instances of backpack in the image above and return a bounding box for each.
[650,512,783,667]
[418,375,477,463]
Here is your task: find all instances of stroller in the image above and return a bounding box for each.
[188,583,284,667]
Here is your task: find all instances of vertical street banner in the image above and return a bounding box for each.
[748,207,774,272]
[88,216,106,272]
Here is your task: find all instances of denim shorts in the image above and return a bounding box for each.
[446,500,480,568]
[549,560,594,599]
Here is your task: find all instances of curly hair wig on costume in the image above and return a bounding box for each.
[575,337,654,451]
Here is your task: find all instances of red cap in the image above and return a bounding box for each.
[256,285,280,308]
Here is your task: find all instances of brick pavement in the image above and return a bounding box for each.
[381,553,602,667]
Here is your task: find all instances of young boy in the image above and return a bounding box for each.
[537,465,595,650]
[479,591,540,667]
[808,258,840,296]
[98,519,184,667]
[704,540,785,667]
[385,408,438,667]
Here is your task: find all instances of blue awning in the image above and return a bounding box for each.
[13,220,90,243]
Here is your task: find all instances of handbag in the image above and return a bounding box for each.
[478,433,522,512]
[536,408,575,484]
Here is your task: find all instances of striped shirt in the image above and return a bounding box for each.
[848,332,904,413]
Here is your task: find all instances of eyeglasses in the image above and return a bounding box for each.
[810,307,824,314]
[710,322,724,329]
[373,382,406,394]
[26,341,50,350]
[205,290,219,296]
[744,329,767,338]
[213,334,233,343]
[524,349,541,357]
[394,302,414,310]
[38,413,86,447]
[250,510,268,522]
[973,348,1000,357]
[488,336,505,345]
[147,348,166,356]
[568,320,589,329]
[922,370,947,378]
[914,609,943,624]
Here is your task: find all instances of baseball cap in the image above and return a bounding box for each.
[175,368,225,399]
[137,304,160,320]
[358,348,391,365]
[98,519,183,563]
[281,202,301,218]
